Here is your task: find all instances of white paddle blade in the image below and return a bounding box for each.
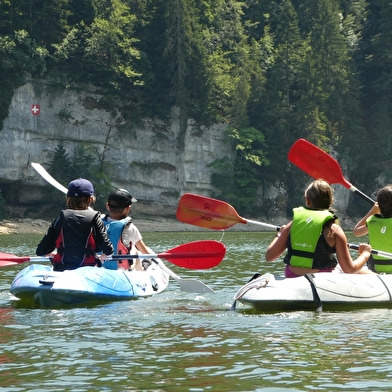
[177,278,215,294]
[31,162,68,194]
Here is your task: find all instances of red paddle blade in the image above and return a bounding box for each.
[161,240,226,269]
[176,193,246,230]
[0,253,31,267]
[288,138,352,189]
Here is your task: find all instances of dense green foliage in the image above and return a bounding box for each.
[0,0,390,215]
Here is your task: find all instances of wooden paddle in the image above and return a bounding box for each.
[0,240,225,269]
[176,193,280,231]
[288,138,375,205]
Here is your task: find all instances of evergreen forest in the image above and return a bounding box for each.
[1,0,391,217]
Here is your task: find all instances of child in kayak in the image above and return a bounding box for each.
[36,178,114,271]
[353,185,392,273]
[266,179,373,277]
[102,188,153,271]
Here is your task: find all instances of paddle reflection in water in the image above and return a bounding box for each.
[0,232,392,391]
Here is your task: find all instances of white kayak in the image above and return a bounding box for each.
[233,272,392,312]
[10,259,169,307]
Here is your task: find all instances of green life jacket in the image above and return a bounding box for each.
[367,215,392,273]
[285,207,337,269]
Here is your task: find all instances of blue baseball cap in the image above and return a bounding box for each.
[67,178,94,197]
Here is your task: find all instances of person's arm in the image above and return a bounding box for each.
[36,217,59,256]
[122,223,152,254]
[134,239,151,254]
[353,203,380,237]
[333,224,372,273]
[265,222,291,261]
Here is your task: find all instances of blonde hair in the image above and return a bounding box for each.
[305,179,334,209]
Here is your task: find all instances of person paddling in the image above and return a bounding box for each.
[102,188,154,271]
[266,179,373,277]
[36,178,114,271]
[353,185,392,273]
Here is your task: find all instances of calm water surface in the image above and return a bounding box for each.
[0,231,391,391]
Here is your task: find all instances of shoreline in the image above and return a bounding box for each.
[0,217,268,235]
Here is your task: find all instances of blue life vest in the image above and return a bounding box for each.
[102,216,132,269]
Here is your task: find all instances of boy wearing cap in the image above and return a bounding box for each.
[102,188,152,271]
[36,178,114,271]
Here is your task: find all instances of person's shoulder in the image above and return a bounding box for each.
[121,216,133,225]
[330,222,345,236]
[125,220,137,229]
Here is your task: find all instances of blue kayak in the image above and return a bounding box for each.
[10,260,169,307]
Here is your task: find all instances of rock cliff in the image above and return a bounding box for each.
[1,79,359,229]
[1,79,234,219]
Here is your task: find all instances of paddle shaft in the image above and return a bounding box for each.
[347,186,374,205]
[0,256,51,263]
[348,243,392,259]
[0,251,223,262]
[111,250,223,262]
[0,247,224,266]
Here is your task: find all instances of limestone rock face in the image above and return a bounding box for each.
[1,80,234,218]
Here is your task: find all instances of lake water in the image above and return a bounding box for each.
[0,230,391,391]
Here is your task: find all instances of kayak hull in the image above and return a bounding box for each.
[234,272,392,312]
[10,261,169,307]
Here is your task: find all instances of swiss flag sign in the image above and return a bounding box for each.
[31,104,40,116]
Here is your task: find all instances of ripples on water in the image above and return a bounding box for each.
[0,231,392,391]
